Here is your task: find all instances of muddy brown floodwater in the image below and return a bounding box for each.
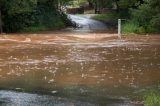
[0,32,160,106]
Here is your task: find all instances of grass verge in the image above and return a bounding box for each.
[91,13,118,22]
[144,90,160,106]
[122,21,146,34]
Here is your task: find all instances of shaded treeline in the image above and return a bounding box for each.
[0,0,159,33]
[0,0,72,33]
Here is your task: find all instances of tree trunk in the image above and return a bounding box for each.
[0,8,3,33]
[114,0,119,12]
[95,3,97,14]
[94,0,100,14]
[89,1,93,8]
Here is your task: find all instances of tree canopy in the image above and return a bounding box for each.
[0,0,72,33]
[131,0,160,32]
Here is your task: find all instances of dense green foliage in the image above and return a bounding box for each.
[90,0,159,33]
[131,0,160,33]
[121,0,160,33]
[0,0,72,33]
[86,0,143,10]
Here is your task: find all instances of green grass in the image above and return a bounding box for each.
[21,25,48,32]
[122,22,139,33]
[21,20,65,33]
[92,13,118,22]
[122,21,146,34]
[144,90,160,106]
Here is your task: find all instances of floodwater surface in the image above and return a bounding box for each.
[0,33,160,106]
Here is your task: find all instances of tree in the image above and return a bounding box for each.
[0,0,5,33]
[131,0,160,32]
[0,0,72,33]
[0,6,3,33]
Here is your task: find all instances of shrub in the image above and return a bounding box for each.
[2,0,71,33]
[3,12,37,32]
[131,0,160,33]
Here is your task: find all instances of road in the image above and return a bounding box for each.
[68,14,107,32]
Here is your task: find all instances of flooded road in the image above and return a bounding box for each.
[0,33,160,106]
[68,15,107,32]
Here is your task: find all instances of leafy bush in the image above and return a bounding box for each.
[2,0,71,33]
[3,12,37,32]
[131,0,160,33]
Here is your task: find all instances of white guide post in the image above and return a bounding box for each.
[118,19,121,39]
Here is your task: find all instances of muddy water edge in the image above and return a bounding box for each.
[0,33,160,106]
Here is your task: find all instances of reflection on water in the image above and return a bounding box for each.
[0,34,160,105]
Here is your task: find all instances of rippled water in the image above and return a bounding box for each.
[0,34,159,106]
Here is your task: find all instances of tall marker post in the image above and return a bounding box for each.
[118,19,121,39]
[118,19,126,39]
